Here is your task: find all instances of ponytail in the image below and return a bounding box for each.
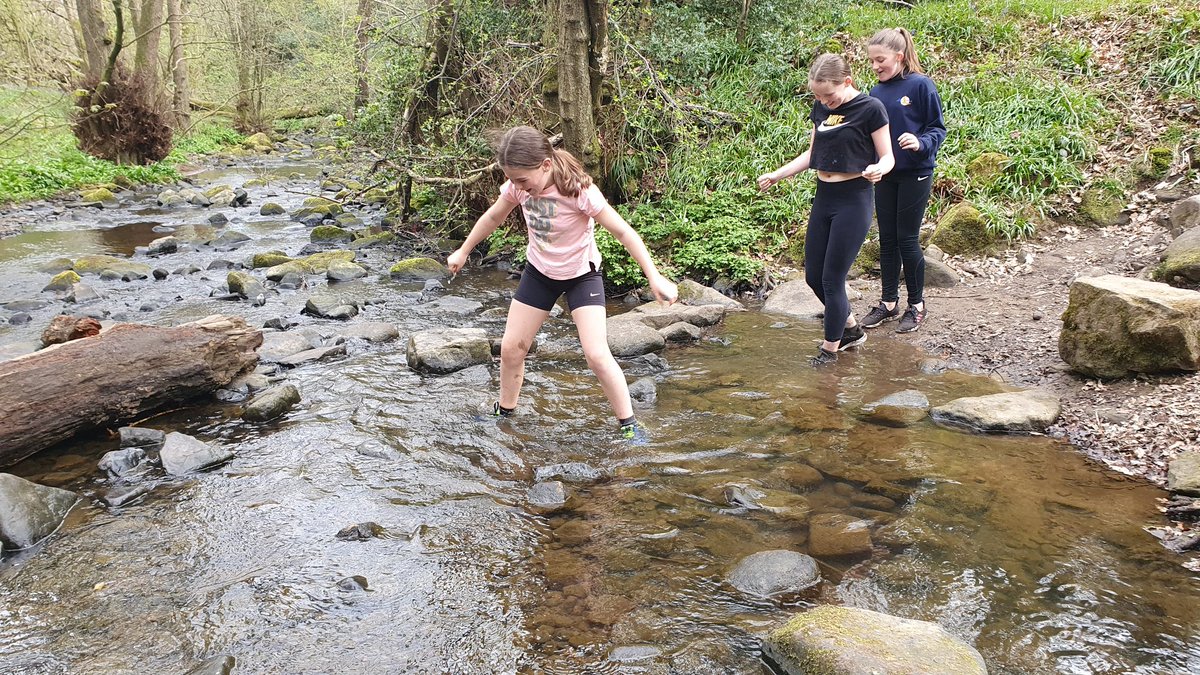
[496,125,592,197]
[868,27,924,76]
[549,148,592,197]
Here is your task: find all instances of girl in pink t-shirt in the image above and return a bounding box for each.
[448,126,677,439]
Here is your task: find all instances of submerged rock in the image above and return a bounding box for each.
[763,605,988,675]
[242,384,301,421]
[0,473,79,549]
[727,550,820,598]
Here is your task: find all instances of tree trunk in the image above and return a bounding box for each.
[398,0,455,146]
[736,0,752,46]
[168,0,190,127]
[230,0,263,131]
[75,0,107,80]
[0,315,262,468]
[133,0,165,94]
[556,0,606,184]
[353,0,372,113]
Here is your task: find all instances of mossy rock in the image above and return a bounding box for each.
[292,196,344,221]
[73,254,152,278]
[243,179,267,188]
[349,231,396,250]
[243,132,274,151]
[44,270,81,292]
[226,271,263,297]
[264,260,311,281]
[111,174,136,189]
[251,251,293,269]
[1149,147,1173,176]
[389,257,447,280]
[786,227,808,265]
[929,202,994,256]
[311,225,354,243]
[80,188,117,205]
[966,152,1009,184]
[204,184,234,199]
[1153,227,1200,285]
[260,202,286,216]
[38,257,74,273]
[854,236,881,275]
[361,188,390,205]
[1077,187,1125,228]
[303,250,356,273]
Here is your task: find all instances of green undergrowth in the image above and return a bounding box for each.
[0,87,244,204]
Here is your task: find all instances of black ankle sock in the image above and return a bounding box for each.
[618,415,636,428]
[495,402,515,416]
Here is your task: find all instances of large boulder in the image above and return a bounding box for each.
[1059,275,1200,378]
[406,327,491,374]
[0,473,79,549]
[929,202,994,256]
[727,550,820,598]
[72,254,152,279]
[763,605,988,675]
[1154,226,1200,285]
[624,301,726,329]
[677,279,744,310]
[930,390,1061,433]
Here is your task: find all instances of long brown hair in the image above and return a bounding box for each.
[868,27,924,76]
[496,126,591,197]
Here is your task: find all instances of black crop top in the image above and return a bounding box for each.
[808,93,889,174]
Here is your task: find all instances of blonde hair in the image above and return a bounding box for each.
[496,125,591,197]
[868,27,923,76]
[809,53,851,84]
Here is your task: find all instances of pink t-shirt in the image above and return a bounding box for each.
[499,180,607,280]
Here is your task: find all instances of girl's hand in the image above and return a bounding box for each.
[649,273,679,306]
[898,133,921,152]
[861,165,883,183]
[447,248,467,275]
[756,172,780,191]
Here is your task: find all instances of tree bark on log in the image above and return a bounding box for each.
[168,0,190,128]
[0,315,261,467]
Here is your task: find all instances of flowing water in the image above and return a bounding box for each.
[1,154,1198,675]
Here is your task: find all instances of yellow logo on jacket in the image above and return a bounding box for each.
[900,96,911,106]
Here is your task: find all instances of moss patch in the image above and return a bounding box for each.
[251,251,293,268]
[311,225,353,242]
[1077,187,1124,228]
[929,202,994,256]
[44,270,81,291]
[966,152,1009,184]
[303,250,356,273]
[390,256,447,280]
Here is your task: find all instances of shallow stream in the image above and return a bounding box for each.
[0,152,1197,674]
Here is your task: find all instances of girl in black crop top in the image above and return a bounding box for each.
[757,53,894,366]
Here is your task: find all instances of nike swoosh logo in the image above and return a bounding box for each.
[589,292,601,297]
[917,175,930,181]
[816,122,841,133]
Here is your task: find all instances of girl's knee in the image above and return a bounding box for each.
[500,336,531,364]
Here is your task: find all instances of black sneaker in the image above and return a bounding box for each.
[810,347,838,366]
[896,305,926,333]
[861,301,900,328]
[837,324,867,351]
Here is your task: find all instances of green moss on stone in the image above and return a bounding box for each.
[44,270,81,291]
[1153,249,1200,285]
[389,257,447,279]
[311,225,353,242]
[251,251,293,268]
[303,250,356,273]
[929,202,993,256]
[1149,147,1173,176]
[265,260,311,281]
[966,152,1009,184]
[80,187,116,203]
[1077,187,1125,228]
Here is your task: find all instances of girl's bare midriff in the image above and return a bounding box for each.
[817,170,862,183]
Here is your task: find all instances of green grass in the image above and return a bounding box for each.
[0,86,244,205]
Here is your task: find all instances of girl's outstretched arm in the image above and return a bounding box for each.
[448,197,519,274]
[757,129,816,190]
[595,206,678,305]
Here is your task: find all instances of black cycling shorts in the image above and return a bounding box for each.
[513,262,605,312]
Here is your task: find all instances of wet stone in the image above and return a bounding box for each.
[159,432,233,475]
[9,312,32,325]
[629,377,657,405]
[809,513,873,557]
[337,575,369,592]
[727,550,821,598]
[97,447,148,478]
[101,483,155,508]
[535,463,608,485]
[0,473,79,549]
[184,654,235,675]
[336,522,384,541]
[527,481,568,513]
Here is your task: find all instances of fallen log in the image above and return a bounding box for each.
[0,315,261,467]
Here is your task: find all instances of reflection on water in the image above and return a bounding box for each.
[1,164,1198,674]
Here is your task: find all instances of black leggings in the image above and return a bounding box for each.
[875,171,933,306]
[805,178,874,342]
